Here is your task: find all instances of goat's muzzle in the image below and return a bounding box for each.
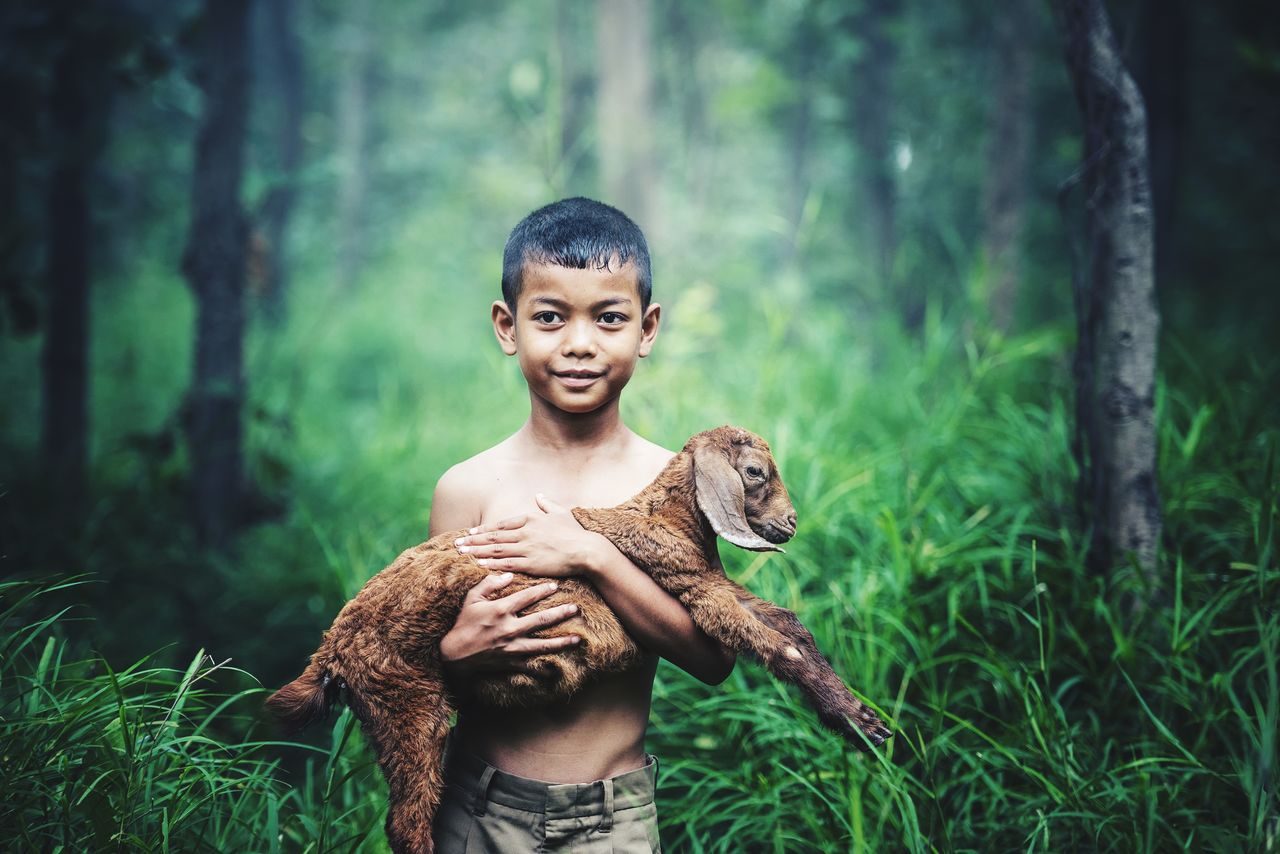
[760,509,798,544]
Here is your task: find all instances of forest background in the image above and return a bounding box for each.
[1,0,1277,851]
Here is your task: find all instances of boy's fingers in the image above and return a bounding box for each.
[468,572,514,600]
[499,581,560,613]
[467,515,527,535]
[457,532,521,551]
[504,634,581,655]
[515,602,578,632]
[474,556,530,572]
[466,544,515,559]
[533,493,567,514]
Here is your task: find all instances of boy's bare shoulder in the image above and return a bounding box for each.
[429,437,522,536]
[595,431,677,500]
[628,433,677,474]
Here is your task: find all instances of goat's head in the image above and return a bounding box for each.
[686,426,797,552]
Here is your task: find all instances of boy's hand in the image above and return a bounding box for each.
[439,572,581,676]
[453,494,610,578]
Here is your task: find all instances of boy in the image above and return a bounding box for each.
[427,198,734,852]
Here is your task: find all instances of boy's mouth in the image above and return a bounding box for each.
[554,369,604,388]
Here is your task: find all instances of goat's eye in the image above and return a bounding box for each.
[745,465,765,479]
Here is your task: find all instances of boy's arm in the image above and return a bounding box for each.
[584,536,737,685]
[455,495,736,685]
[430,468,582,676]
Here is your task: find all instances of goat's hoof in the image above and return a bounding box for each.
[865,725,892,747]
[847,719,892,751]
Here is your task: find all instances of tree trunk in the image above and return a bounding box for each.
[41,34,107,512]
[665,0,710,209]
[258,0,304,324]
[595,0,657,234]
[781,4,820,269]
[555,0,595,195]
[335,0,372,290]
[1135,0,1187,286]
[842,0,903,323]
[980,0,1035,332]
[181,0,252,548]
[1055,0,1162,583]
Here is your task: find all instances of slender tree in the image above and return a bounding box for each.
[555,0,594,195]
[41,13,116,513]
[664,0,711,209]
[257,0,304,323]
[335,0,373,291]
[595,0,657,233]
[1134,0,1188,286]
[1055,0,1162,583]
[980,1,1035,332]
[41,37,94,510]
[181,0,252,547]
[781,2,822,269]
[839,0,904,323]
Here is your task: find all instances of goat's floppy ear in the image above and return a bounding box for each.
[693,444,784,552]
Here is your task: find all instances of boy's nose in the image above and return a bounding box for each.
[562,322,598,357]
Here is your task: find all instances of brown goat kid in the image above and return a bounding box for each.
[267,426,891,854]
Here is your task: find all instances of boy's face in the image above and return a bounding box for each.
[492,260,660,416]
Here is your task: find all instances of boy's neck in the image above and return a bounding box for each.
[519,394,631,455]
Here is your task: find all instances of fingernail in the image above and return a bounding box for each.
[468,527,479,535]
[498,572,512,580]
[547,582,558,591]
[570,635,580,643]
[457,545,470,553]
[476,558,489,566]
[454,537,466,546]
[566,604,578,613]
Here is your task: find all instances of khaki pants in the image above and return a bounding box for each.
[433,742,662,853]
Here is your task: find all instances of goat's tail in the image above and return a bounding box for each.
[266,657,339,733]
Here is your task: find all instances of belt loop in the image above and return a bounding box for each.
[597,778,615,834]
[471,765,497,817]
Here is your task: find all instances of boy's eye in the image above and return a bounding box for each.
[599,312,627,325]
[532,311,563,324]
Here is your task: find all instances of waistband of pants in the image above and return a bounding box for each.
[444,739,657,822]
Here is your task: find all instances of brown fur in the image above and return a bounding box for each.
[267,426,891,854]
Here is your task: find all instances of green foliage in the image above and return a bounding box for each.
[642,323,1278,852]
[4,298,1277,850]
[3,0,1279,850]
[0,578,387,852]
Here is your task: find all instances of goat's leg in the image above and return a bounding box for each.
[680,578,891,748]
[361,682,455,854]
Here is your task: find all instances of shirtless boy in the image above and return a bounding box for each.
[427,198,734,852]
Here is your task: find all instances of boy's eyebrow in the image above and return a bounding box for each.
[527,296,634,310]
[590,297,633,310]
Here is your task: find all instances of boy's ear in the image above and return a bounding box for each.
[492,300,517,355]
[638,303,661,358]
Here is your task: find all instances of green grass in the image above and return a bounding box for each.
[0,578,389,852]
[2,243,1277,851]
[639,327,1279,852]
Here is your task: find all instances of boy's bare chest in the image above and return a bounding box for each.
[476,464,661,526]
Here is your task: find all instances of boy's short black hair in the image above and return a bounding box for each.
[501,197,652,312]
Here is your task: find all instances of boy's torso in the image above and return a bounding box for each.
[450,429,675,783]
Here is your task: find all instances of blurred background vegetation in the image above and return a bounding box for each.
[1,0,1277,851]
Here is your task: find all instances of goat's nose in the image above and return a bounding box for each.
[785,510,798,530]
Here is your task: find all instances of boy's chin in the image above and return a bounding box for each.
[534,388,616,415]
